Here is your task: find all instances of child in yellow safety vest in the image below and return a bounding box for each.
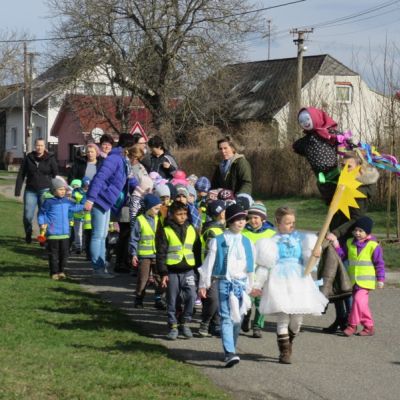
[198,199,226,338]
[333,216,385,337]
[71,179,86,254]
[81,176,92,261]
[129,194,164,309]
[156,201,202,340]
[242,202,276,339]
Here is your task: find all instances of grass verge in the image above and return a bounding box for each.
[0,195,229,400]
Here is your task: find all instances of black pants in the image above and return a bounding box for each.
[201,280,220,327]
[47,238,70,275]
[115,222,131,268]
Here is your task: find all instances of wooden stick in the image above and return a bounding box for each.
[304,185,346,275]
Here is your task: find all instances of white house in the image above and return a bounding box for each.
[225,54,390,144]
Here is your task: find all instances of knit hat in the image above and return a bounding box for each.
[195,176,211,193]
[353,216,373,235]
[143,193,161,211]
[82,176,91,187]
[236,193,253,211]
[187,185,197,201]
[207,200,226,218]
[51,177,67,192]
[70,179,82,188]
[218,189,235,201]
[149,171,167,186]
[174,184,189,199]
[171,170,189,186]
[247,203,267,220]
[155,184,171,198]
[207,189,219,202]
[187,174,198,186]
[225,204,247,224]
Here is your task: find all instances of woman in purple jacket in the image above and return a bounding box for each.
[84,133,135,278]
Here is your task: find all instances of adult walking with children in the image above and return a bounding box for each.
[15,138,58,243]
[211,136,252,196]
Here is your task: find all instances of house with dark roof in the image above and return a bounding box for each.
[224,54,387,143]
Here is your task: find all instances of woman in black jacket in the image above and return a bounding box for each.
[15,138,58,243]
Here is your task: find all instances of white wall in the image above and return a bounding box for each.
[273,74,389,145]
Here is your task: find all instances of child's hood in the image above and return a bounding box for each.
[299,107,338,143]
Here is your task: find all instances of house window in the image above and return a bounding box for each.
[335,84,352,104]
[11,127,17,147]
[84,82,107,95]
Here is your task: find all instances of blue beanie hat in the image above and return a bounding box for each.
[143,194,161,211]
[195,176,211,192]
[207,200,226,218]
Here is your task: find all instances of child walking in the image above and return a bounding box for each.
[334,216,385,337]
[38,177,85,280]
[198,204,255,368]
[252,207,328,364]
[130,194,165,309]
[242,202,275,338]
[157,201,202,340]
[198,199,226,337]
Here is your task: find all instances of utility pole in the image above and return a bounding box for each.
[267,19,272,60]
[23,43,35,154]
[287,28,313,137]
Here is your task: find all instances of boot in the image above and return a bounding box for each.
[288,329,296,357]
[277,334,291,364]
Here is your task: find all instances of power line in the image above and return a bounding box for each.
[0,0,306,44]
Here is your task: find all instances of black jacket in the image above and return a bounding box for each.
[141,150,178,180]
[67,156,103,183]
[156,219,201,276]
[15,151,58,196]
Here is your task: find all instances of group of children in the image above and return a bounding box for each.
[37,163,385,368]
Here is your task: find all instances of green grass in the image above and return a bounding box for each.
[0,195,229,400]
[263,196,400,269]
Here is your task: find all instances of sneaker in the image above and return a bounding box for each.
[224,353,240,368]
[58,272,67,280]
[93,269,114,279]
[198,323,211,337]
[134,298,144,309]
[343,325,357,337]
[154,299,167,310]
[51,274,60,280]
[167,326,179,340]
[180,325,193,339]
[253,328,262,338]
[358,326,375,336]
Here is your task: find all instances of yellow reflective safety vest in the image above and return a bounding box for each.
[83,211,92,230]
[164,225,196,266]
[242,227,276,243]
[200,226,224,261]
[137,214,158,257]
[346,238,378,290]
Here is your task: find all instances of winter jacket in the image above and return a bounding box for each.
[85,147,129,215]
[38,194,84,238]
[156,218,202,275]
[330,166,379,240]
[67,156,102,183]
[15,151,58,196]
[141,150,178,180]
[211,153,252,195]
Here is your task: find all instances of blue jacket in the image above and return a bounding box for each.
[212,234,254,279]
[38,195,85,238]
[86,147,129,215]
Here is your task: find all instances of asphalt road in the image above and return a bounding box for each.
[67,257,400,400]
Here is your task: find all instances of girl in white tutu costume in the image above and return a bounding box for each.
[251,206,328,364]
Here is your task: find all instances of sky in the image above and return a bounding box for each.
[0,0,399,87]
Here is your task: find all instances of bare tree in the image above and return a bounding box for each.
[46,0,264,133]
